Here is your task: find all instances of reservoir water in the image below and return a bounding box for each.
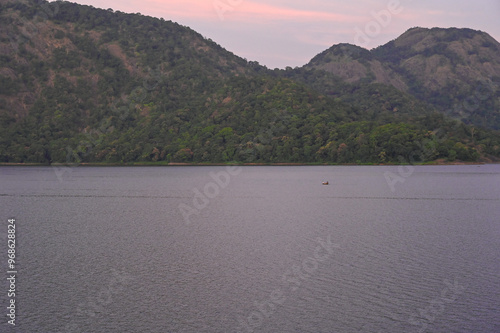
[1,165,499,332]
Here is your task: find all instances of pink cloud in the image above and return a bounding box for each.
[125,0,365,23]
[226,1,365,23]
[70,0,367,25]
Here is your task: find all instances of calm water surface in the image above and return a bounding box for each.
[1,165,499,332]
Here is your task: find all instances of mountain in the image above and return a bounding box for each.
[302,27,500,130]
[0,0,262,119]
[304,43,408,90]
[1,0,499,164]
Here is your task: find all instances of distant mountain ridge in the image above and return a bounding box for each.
[303,27,500,129]
[1,1,499,164]
[305,43,408,90]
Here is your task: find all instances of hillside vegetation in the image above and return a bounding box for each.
[304,27,500,130]
[1,0,499,164]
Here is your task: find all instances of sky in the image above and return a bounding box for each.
[63,0,500,69]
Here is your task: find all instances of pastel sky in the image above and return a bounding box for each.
[64,0,500,69]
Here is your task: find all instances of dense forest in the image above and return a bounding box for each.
[304,28,500,130]
[1,0,499,164]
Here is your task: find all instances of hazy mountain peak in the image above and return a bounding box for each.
[304,43,407,89]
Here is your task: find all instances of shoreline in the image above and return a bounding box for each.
[0,161,494,167]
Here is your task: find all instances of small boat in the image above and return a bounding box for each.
[322,181,329,185]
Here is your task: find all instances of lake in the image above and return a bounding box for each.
[1,165,499,332]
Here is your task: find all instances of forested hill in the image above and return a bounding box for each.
[1,0,500,164]
[303,27,500,130]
